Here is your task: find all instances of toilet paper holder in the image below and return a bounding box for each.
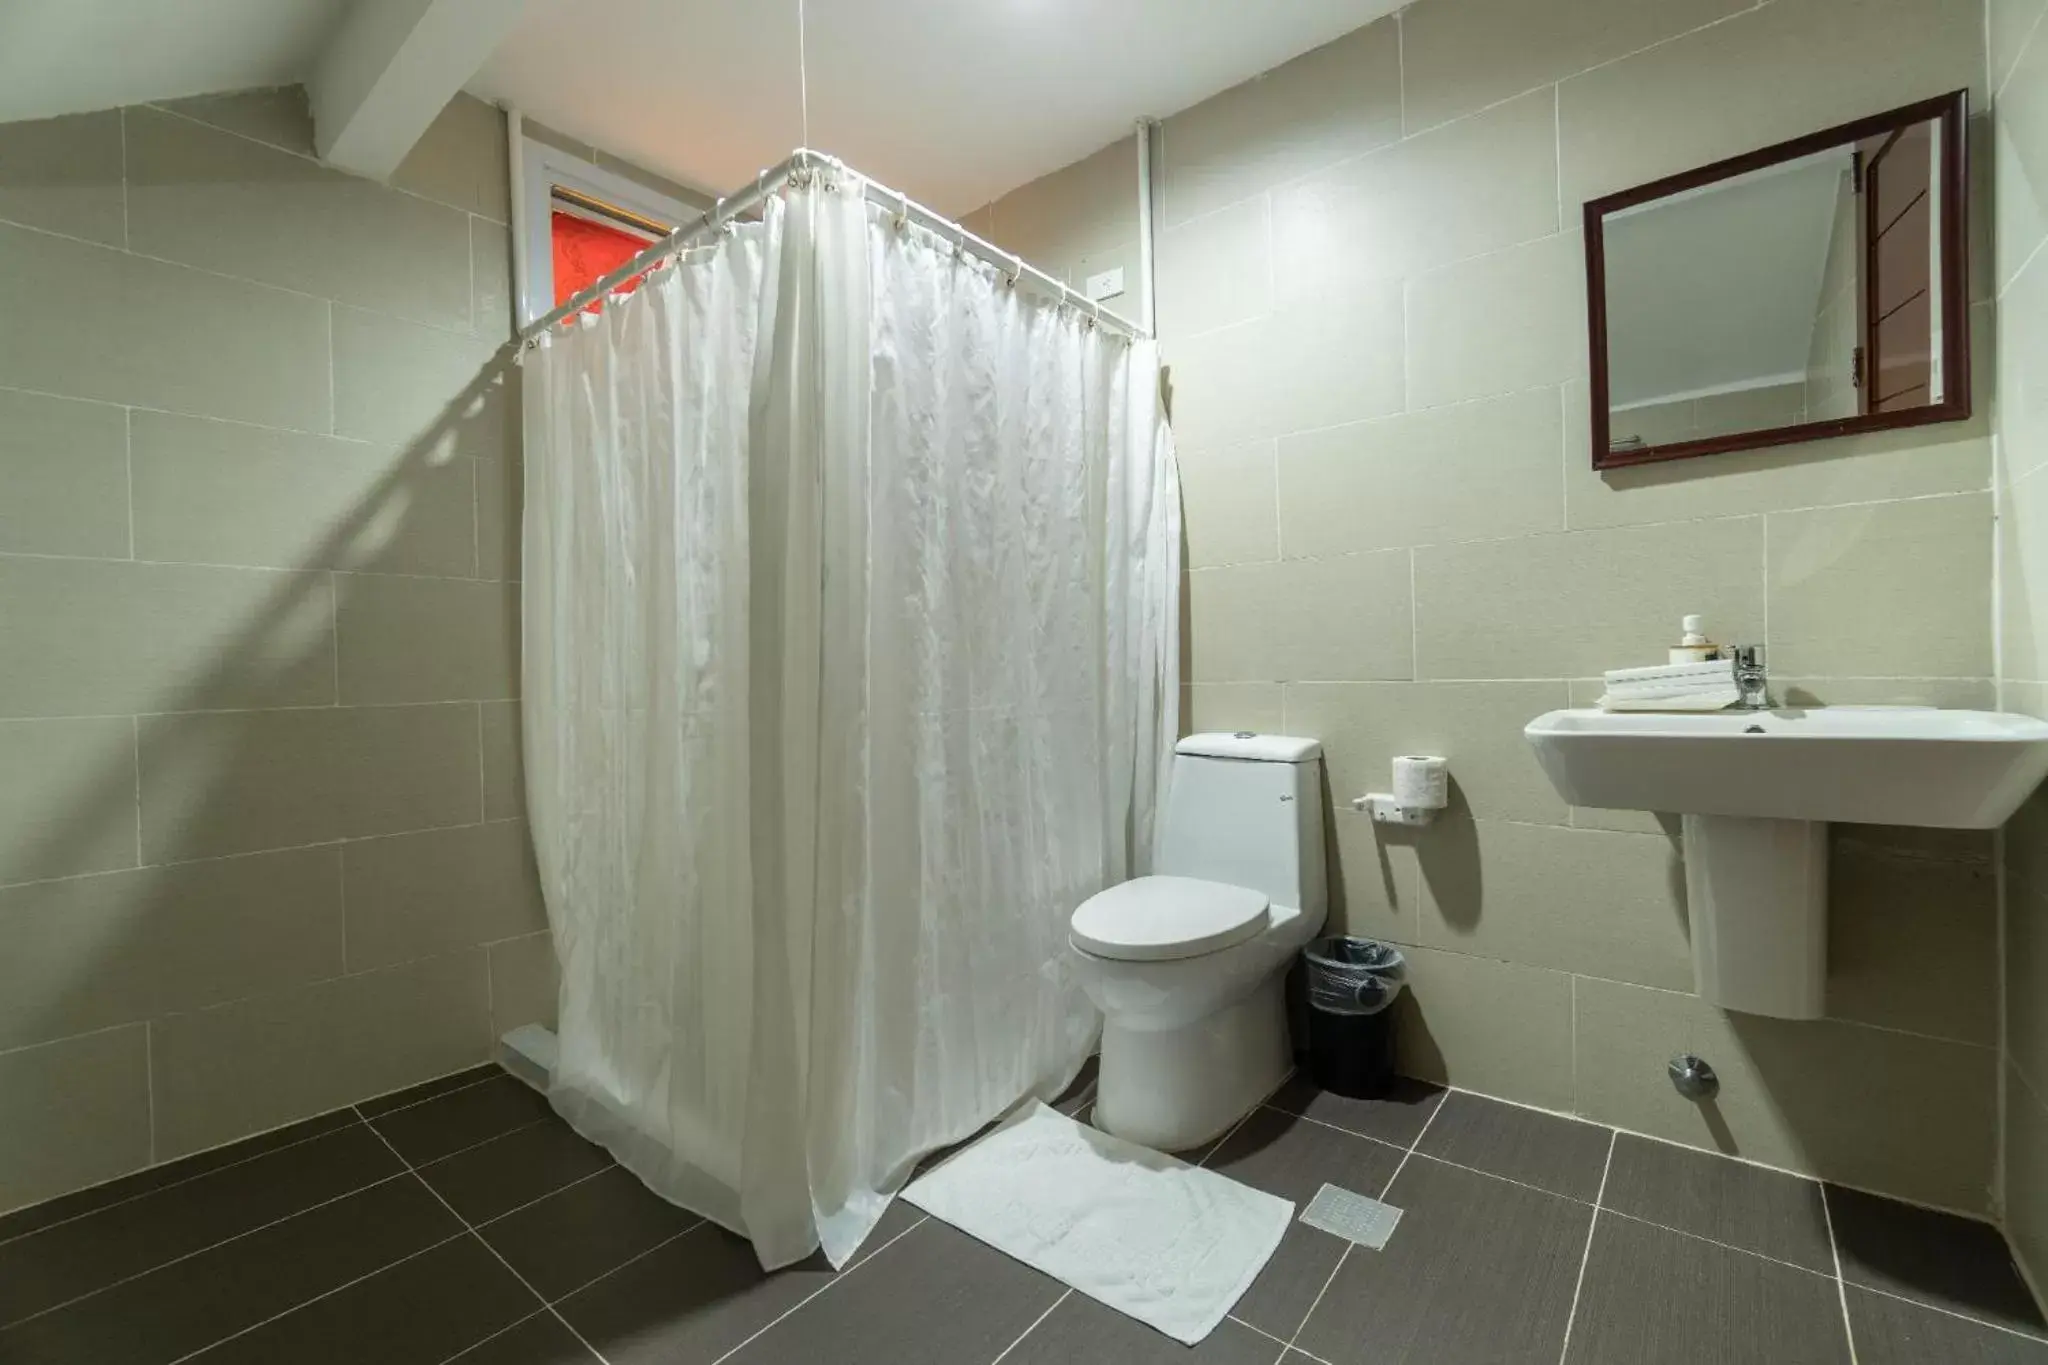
[1351,755,1449,826]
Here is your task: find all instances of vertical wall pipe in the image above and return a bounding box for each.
[1136,117,1158,337]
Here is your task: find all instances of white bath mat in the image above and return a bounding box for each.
[900,1101,1292,1345]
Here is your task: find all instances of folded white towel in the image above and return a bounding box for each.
[1599,688,1739,712]
[1604,659,1732,688]
[1603,678,1737,701]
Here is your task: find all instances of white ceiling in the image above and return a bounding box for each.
[0,0,349,123]
[466,0,1405,212]
[1604,149,1853,409]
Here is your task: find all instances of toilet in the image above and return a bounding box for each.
[1069,733,1328,1152]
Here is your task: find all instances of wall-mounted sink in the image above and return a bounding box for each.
[1524,707,2048,1020]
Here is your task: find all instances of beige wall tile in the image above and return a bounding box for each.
[980,138,1138,271]
[489,932,559,1035]
[1406,235,1586,409]
[1775,677,1995,708]
[332,304,510,448]
[1183,683,1285,736]
[1999,249,2048,483]
[126,107,473,332]
[1326,809,1423,942]
[149,950,492,1159]
[1395,946,1576,1112]
[1826,835,1995,1045]
[0,1026,150,1215]
[472,217,513,344]
[1164,283,1404,449]
[1155,198,1270,340]
[476,440,523,582]
[138,703,481,861]
[0,718,138,885]
[481,701,526,822]
[1418,818,1692,990]
[1766,494,1991,678]
[1283,680,1570,825]
[1992,0,2048,93]
[1159,17,1401,228]
[1564,379,1990,530]
[1278,388,1564,557]
[2004,460,2048,683]
[1559,0,1986,207]
[1414,518,1765,679]
[0,848,344,1050]
[0,109,125,247]
[392,94,510,221]
[344,821,544,971]
[1188,551,1412,682]
[1573,976,1996,1212]
[1399,0,1750,134]
[0,223,330,431]
[1996,25,2048,295]
[2012,887,2048,1095]
[1270,89,1559,305]
[336,574,518,704]
[131,410,477,577]
[1179,439,1278,568]
[0,388,130,557]
[0,558,336,719]
[155,88,315,155]
[2009,1068,2048,1289]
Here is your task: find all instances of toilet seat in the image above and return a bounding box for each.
[1070,875,1271,963]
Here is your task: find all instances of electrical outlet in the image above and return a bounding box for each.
[1084,267,1125,301]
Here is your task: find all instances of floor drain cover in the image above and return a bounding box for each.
[1300,1182,1403,1250]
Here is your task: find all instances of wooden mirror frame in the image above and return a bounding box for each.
[1584,90,1970,471]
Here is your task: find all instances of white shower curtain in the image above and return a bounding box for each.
[521,172,1181,1271]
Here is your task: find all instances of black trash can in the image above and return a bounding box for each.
[1302,938,1406,1099]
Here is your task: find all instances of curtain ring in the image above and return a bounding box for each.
[893,188,910,233]
[1006,252,1023,288]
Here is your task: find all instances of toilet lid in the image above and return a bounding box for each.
[1070,875,1271,962]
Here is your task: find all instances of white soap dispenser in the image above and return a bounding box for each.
[1669,615,1718,664]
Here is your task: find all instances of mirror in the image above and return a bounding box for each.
[1585,91,1970,470]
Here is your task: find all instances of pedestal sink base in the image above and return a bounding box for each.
[1683,814,1828,1019]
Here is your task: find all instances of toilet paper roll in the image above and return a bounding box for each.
[1392,755,1448,810]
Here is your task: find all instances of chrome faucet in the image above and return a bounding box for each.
[1731,644,1769,710]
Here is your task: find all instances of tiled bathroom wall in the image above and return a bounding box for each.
[975,0,1998,1214]
[0,90,553,1214]
[1995,0,2048,1295]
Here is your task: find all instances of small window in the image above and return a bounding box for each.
[516,136,695,327]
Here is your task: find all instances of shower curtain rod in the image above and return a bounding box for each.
[517,148,1147,345]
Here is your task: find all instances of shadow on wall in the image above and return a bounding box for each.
[7,349,525,1067]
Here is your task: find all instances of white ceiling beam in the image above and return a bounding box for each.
[310,0,530,180]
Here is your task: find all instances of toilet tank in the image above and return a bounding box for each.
[1156,733,1327,914]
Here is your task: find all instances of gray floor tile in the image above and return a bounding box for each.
[181,1234,539,1365]
[1827,1185,2048,1334]
[0,1107,362,1244]
[553,1199,924,1365]
[0,1174,461,1365]
[998,1293,1281,1363]
[1601,1135,1834,1273]
[555,1220,843,1364]
[360,1064,505,1119]
[1203,1103,1406,1339]
[479,1165,700,1300]
[1847,1286,2048,1364]
[1205,1104,1407,1205]
[450,1312,603,1364]
[0,1122,405,1326]
[1563,1214,1849,1365]
[418,1118,613,1224]
[369,1074,555,1166]
[1295,1154,1590,1365]
[1267,1074,1445,1148]
[1414,1090,1612,1202]
[724,1220,1064,1365]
